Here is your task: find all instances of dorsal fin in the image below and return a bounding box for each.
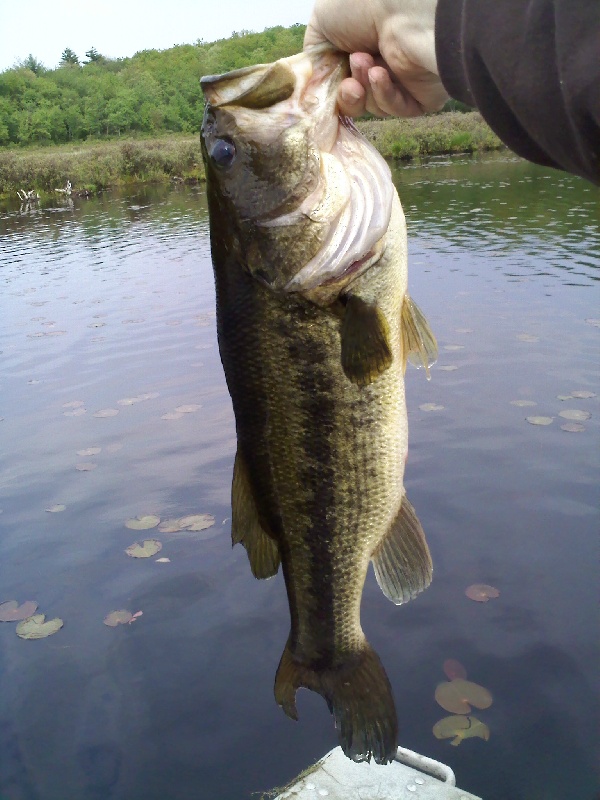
[201,61,295,109]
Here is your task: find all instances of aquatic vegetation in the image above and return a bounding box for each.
[433,715,490,745]
[443,659,467,681]
[16,614,63,639]
[526,416,554,426]
[125,515,161,531]
[45,504,66,513]
[435,679,493,714]
[103,610,142,626]
[0,600,38,622]
[465,584,500,602]
[559,409,591,421]
[125,539,162,558]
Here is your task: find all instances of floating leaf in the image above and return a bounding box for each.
[62,401,84,409]
[46,504,66,513]
[93,409,119,418]
[156,557,171,563]
[117,397,142,406]
[526,416,553,426]
[16,614,63,639]
[433,715,470,744]
[435,680,493,714]
[76,462,97,471]
[510,400,537,407]
[161,412,183,420]
[571,390,596,399]
[125,539,162,558]
[559,409,591,422]
[104,610,133,626]
[125,515,160,531]
[561,422,585,432]
[174,404,201,414]
[443,345,464,351]
[158,518,184,532]
[138,392,160,400]
[0,600,38,622]
[419,403,444,412]
[76,447,101,456]
[585,318,600,328]
[64,408,86,417]
[465,584,500,602]
[438,365,458,371]
[178,514,215,531]
[433,715,489,746]
[443,659,467,681]
[516,333,539,342]
[556,395,574,401]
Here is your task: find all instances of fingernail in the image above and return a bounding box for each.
[341,87,361,104]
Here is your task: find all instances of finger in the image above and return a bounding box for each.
[303,19,327,48]
[367,66,424,117]
[349,52,375,88]
[338,77,367,116]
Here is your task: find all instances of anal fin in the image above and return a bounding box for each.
[372,495,432,605]
[232,451,280,579]
[401,295,438,378]
[341,294,393,386]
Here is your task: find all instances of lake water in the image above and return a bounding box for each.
[0,152,598,800]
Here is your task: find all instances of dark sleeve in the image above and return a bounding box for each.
[435,0,600,185]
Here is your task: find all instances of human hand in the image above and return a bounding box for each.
[304,0,448,117]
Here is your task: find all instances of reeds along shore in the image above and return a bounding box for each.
[0,112,504,199]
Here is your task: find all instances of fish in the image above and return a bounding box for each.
[200,44,437,765]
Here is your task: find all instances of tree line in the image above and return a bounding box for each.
[0,25,306,146]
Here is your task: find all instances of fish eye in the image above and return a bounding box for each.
[210,138,236,169]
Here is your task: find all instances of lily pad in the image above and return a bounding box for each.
[62,400,84,409]
[571,390,596,399]
[435,680,493,714]
[526,416,553,426]
[158,518,184,532]
[93,409,119,418]
[156,557,171,563]
[443,659,467,681]
[433,715,490,745]
[138,392,160,400]
[561,422,585,432]
[103,610,142,626]
[559,409,591,422]
[125,539,162,558]
[419,403,444,412]
[438,365,458,371]
[510,400,537,407]
[0,600,38,622]
[16,614,63,639]
[76,462,97,471]
[76,447,101,456]
[465,584,500,602]
[556,395,574,401]
[125,515,160,531]
[178,514,215,531]
[104,610,133,626]
[161,412,183,420]
[117,397,143,406]
[64,407,86,417]
[443,345,465,351]
[174,404,201,414]
[585,318,600,328]
[46,504,66,513]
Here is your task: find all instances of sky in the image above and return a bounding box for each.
[0,0,315,72]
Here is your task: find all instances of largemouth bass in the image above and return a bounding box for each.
[200,45,437,765]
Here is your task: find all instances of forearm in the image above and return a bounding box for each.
[435,0,600,184]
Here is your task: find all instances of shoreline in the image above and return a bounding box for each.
[0,112,504,200]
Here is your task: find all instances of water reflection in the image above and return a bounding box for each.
[0,156,598,800]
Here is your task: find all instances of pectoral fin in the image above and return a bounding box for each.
[401,295,438,378]
[232,451,280,579]
[372,495,432,604]
[341,294,393,386]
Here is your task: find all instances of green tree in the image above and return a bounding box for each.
[19,54,46,75]
[60,48,80,67]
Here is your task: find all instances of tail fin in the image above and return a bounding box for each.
[274,640,398,765]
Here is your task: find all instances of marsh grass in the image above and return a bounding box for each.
[0,136,205,198]
[0,112,504,198]
[357,111,504,159]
